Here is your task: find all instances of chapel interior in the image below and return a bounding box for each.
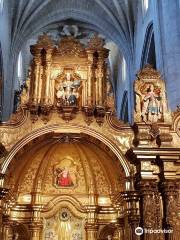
[0,0,180,240]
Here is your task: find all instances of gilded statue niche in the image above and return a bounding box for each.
[19,33,115,123]
[134,64,171,123]
[55,67,82,108]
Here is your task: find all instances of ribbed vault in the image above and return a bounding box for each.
[9,0,137,60]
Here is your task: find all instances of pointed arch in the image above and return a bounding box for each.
[141,22,156,69]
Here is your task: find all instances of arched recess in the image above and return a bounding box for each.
[98,224,116,239]
[1,124,131,178]
[0,41,3,121]
[141,22,156,69]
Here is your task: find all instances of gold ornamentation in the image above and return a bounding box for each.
[22,33,111,122]
[87,33,105,50]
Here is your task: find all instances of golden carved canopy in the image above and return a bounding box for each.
[20,34,114,123]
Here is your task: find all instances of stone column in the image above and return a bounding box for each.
[160,180,179,240]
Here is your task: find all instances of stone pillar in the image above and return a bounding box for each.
[160,180,179,240]
[30,46,41,104]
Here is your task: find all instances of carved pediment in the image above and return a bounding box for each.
[56,36,86,58]
[87,33,105,50]
[37,33,54,49]
[136,64,161,80]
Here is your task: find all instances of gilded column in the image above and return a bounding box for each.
[85,222,98,240]
[122,191,140,240]
[97,51,104,106]
[85,181,98,240]
[43,48,53,105]
[160,180,180,240]
[29,222,43,240]
[29,205,43,240]
[37,64,43,102]
[29,181,43,240]
[30,46,41,104]
[136,179,163,240]
[0,174,9,240]
[86,50,94,106]
[96,49,109,106]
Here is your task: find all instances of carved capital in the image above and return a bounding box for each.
[135,179,158,194]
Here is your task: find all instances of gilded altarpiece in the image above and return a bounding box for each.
[0,35,179,240]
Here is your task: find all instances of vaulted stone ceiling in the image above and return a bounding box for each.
[9,0,137,60]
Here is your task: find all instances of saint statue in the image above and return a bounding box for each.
[141,84,162,122]
[56,72,80,106]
